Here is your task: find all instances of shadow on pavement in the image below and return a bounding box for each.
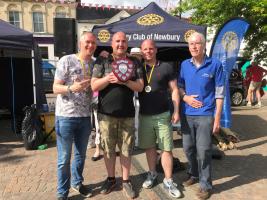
[231,114,267,142]
[212,153,267,194]
[69,173,148,200]
[0,154,30,163]
[212,109,267,194]
[237,138,267,150]
[0,119,22,143]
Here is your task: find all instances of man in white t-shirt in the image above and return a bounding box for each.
[53,32,96,200]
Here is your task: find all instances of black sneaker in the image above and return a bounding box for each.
[100,178,116,194]
[71,184,93,198]
[142,171,158,189]
[123,182,136,199]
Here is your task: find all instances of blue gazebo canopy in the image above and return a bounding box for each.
[0,19,33,50]
[92,2,206,47]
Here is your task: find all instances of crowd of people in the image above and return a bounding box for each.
[52,31,265,200]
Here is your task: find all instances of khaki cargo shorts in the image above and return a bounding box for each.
[249,81,261,90]
[98,113,135,158]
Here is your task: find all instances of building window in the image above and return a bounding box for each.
[32,12,44,32]
[39,46,48,59]
[9,11,20,28]
[55,12,66,18]
[55,6,67,18]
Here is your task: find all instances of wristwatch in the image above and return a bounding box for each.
[67,85,72,94]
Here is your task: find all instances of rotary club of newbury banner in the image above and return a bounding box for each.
[210,18,249,128]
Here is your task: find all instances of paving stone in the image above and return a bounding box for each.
[0,98,267,199]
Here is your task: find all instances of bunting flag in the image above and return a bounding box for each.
[80,0,178,11]
[210,17,249,128]
[31,0,177,11]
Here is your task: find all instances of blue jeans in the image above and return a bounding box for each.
[55,116,90,198]
[181,115,213,190]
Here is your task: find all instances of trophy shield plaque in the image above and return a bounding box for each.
[112,58,134,82]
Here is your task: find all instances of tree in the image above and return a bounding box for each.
[172,0,267,64]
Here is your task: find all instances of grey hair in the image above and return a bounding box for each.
[80,31,96,41]
[188,32,206,44]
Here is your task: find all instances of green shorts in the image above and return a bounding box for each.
[138,112,173,151]
[98,114,135,158]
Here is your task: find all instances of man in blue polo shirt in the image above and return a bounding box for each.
[178,32,224,200]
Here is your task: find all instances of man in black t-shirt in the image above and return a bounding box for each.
[138,39,181,198]
[91,32,143,198]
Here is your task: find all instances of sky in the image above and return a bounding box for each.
[81,0,192,17]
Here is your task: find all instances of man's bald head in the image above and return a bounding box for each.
[141,39,156,49]
[111,32,128,57]
[141,39,157,64]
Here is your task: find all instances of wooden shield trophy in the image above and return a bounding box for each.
[112,58,134,82]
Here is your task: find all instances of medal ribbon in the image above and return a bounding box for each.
[80,60,90,77]
[144,62,155,85]
[77,54,90,77]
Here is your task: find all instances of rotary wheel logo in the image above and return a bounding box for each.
[137,14,164,26]
[222,31,238,53]
[98,30,110,43]
[184,30,196,42]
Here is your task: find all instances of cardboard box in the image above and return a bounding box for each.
[45,93,56,112]
[40,112,56,141]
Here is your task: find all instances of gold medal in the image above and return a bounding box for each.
[145,85,152,93]
[144,62,155,94]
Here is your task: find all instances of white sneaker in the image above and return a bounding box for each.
[163,178,181,198]
[247,102,252,107]
[142,171,158,189]
[255,102,262,107]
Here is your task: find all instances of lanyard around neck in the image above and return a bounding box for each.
[144,62,155,84]
[77,54,90,76]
